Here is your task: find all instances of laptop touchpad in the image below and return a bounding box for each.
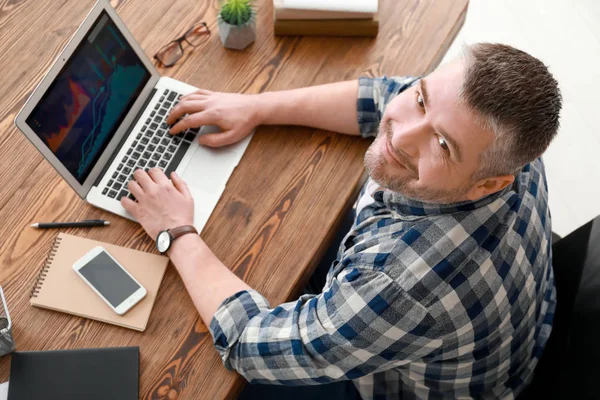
[180,146,238,195]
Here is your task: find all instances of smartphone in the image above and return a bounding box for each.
[72,246,147,315]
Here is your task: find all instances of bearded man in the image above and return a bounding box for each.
[122,43,561,399]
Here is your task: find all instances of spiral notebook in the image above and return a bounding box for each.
[30,233,169,331]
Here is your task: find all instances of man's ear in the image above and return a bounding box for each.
[466,174,515,201]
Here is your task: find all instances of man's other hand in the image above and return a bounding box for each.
[166,89,261,148]
[120,168,194,240]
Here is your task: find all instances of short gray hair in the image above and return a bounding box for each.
[459,43,562,181]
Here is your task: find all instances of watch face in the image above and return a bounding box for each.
[157,231,171,253]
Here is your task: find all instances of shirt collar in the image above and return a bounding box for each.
[366,178,513,217]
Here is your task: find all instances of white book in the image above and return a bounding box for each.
[282,0,378,13]
[274,0,374,19]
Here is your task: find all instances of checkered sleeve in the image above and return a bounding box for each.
[209,266,444,385]
[357,76,420,138]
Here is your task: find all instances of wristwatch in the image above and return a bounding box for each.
[156,225,198,254]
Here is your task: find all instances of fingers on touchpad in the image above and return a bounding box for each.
[198,125,222,135]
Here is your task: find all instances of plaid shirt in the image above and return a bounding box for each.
[209,76,556,399]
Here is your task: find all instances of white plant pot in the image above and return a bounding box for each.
[217,12,256,51]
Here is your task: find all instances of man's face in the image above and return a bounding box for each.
[364,61,495,203]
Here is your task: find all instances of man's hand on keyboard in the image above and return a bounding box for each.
[120,168,194,240]
[166,89,261,148]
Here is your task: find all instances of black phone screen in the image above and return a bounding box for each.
[79,250,140,307]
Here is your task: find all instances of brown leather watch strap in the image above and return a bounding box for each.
[169,225,198,240]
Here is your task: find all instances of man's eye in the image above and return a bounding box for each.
[417,93,425,109]
[437,136,449,152]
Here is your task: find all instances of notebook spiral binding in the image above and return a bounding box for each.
[30,236,63,298]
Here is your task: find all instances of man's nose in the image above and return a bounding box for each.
[390,118,429,159]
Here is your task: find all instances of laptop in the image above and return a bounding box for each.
[14,0,251,232]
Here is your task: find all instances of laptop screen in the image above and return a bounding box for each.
[26,11,151,184]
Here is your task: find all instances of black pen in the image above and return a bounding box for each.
[30,219,111,229]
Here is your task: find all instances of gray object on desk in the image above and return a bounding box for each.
[0,286,16,356]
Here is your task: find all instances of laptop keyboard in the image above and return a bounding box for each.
[101,89,199,201]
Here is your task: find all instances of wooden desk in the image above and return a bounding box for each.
[0,0,468,398]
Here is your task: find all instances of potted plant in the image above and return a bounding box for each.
[218,0,256,50]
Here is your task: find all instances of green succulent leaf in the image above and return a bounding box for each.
[220,0,254,25]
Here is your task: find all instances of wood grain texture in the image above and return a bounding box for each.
[0,0,468,398]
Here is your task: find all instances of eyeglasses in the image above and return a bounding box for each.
[154,22,210,67]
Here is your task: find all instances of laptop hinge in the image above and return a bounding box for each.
[93,88,157,188]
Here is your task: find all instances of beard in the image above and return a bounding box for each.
[364,120,472,204]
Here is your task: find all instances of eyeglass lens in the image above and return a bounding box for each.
[156,23,210,66]
[156,42,183,66]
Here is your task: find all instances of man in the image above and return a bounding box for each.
[121,43,561,399]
